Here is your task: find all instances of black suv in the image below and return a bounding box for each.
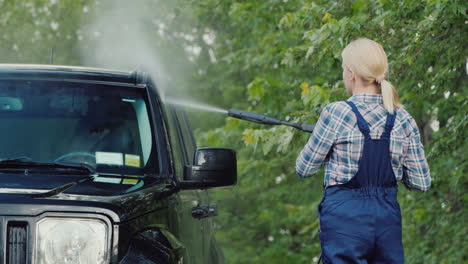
[0,64,236,264]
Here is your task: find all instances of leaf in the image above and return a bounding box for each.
[305,45,315,60]
[352,0,366,14]
[322,12,332,23]
[247,77,267,100]
[226,117,241,130]
[276,128,294,153]
[278,13,297,29]
[242,129,255,145]
[281,49,295,68]
[262,135,275,155]
[300,82,310,97]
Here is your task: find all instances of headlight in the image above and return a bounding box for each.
[35,218,108,264]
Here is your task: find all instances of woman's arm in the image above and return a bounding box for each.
[296,105,336,178]
[401,116,431,192]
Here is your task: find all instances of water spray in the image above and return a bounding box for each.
[228,109,315,133]
[164,98,315,133]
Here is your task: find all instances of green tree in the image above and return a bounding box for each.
[1,0,466,263]
[187,0,467,263]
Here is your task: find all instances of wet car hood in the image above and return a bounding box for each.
[0,182,170,223]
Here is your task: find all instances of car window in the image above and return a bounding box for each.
[0,80,156,175]
[174,109,196,164]
[162,105,185,179]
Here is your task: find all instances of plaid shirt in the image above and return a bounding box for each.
[296,94,431,192]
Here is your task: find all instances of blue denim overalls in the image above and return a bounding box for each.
[318,101,404,263]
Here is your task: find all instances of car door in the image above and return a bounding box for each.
[175,109,223,264]
[160,106,204,264]
[164,106,206,263]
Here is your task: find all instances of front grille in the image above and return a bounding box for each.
[6,222,28,264]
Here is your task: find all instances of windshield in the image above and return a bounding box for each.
[0,80,155,177]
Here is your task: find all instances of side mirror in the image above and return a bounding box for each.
[181,148,237,190]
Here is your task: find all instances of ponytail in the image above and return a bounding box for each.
[380,79,401,114]
[342,38,402,113]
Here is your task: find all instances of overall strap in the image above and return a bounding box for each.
[380,110,397,140]
[345,101,371,139]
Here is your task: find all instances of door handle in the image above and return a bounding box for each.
[192,204,217,219]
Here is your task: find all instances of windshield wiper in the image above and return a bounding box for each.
[0,157,95,175]
[0,157,33,162]
[31,176,95,198]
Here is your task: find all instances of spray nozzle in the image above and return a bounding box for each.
[228,109,282,125]
[228,109,315,133]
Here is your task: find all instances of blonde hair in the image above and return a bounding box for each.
[341,38,401,114]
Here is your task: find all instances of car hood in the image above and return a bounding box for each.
[0,183,170,223]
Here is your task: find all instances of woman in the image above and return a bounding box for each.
[296,38,431,263]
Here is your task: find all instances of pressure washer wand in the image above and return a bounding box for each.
[227,109,315,133]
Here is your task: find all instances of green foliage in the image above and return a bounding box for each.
[189,0,467,263]
[1,0,466,263]
[0,0,90,64]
